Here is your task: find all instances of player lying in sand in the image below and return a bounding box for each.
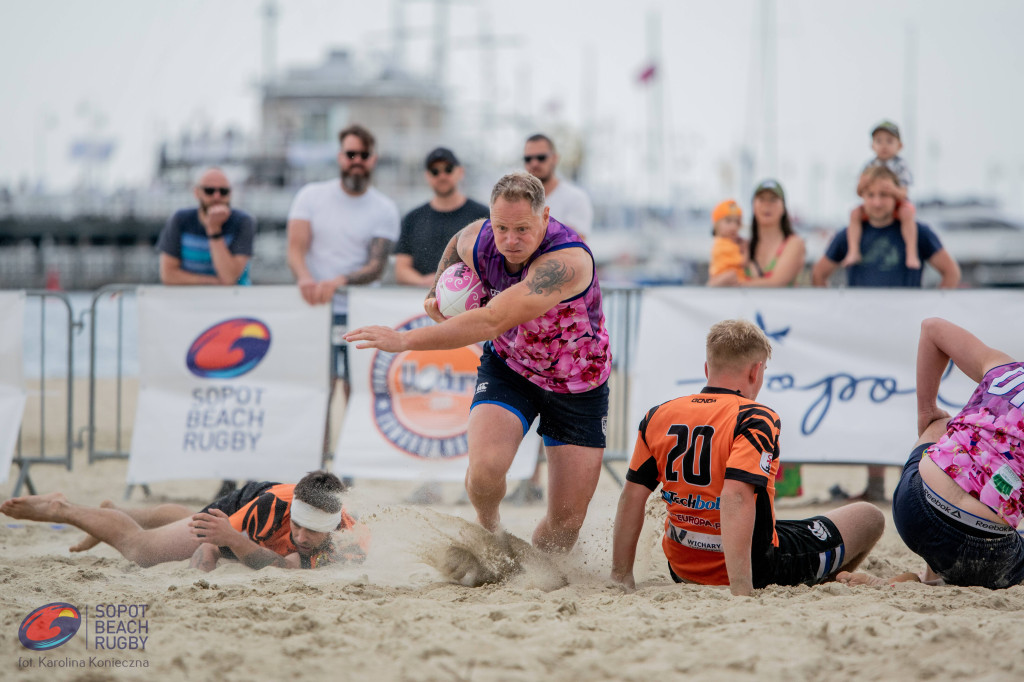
[1,471,368,571]
[839,318,1024,589]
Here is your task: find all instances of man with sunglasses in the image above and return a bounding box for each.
[522,133,593,239]
[157,167,255,286]
[395,148,489,288]
[286,124,401,393]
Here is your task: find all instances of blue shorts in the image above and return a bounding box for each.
[892,443,1024,589]
[470,343,608,449]
[332,313,348,381]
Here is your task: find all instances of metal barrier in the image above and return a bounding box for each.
[600,286,643,485]
[83,284,138,463]
[10,291,76,496]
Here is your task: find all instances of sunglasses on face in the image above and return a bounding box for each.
[201,187,231,196]
[523,154,549,164]
[344,150,371,160]
[428,165,455,176]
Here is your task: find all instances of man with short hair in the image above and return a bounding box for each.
[346,171,610,553]
[0,471,368,571]
[157,167,255,286]
[812,164,961,501]
[523,133,593,239]
[286,124,401,387]
[811,164,960,289]
[395,147,489,287]
[610,319,885,596]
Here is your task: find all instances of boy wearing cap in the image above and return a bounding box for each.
[708,199,748,283]
[395,147,490,288]
[844,121,919,269]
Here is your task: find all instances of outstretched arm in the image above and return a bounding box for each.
[189,509,300,570]
[610,481,653,590]
[720,478,757,596]
[916,317,1014,435]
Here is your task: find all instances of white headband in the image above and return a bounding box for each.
[290,498,342,533]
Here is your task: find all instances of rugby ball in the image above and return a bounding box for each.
[436,263,488,318]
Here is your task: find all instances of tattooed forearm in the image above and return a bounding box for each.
[427,235,464,300]
[526,260,574,296]
[347,238,394,285]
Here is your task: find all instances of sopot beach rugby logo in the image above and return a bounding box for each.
[186,318,272,379]
[18,603,82,651]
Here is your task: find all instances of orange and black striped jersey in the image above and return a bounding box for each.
[219,483,369,567]
[626,387,782,585]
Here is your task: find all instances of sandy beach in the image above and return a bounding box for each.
[4,446,1024,682]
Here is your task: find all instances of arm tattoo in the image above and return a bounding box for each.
[427,237,464,300]
[242,549,290,570]
[525,260,575,297]
[347,238,394,285]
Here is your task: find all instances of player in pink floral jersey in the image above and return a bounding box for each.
[346,172,611,553]
[839,318,1024,588]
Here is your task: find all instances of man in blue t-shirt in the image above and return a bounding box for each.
[812,165,960,288]
[157,167,256,286]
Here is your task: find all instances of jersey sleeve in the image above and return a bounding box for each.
[626,405,663,490]
[235,491,289,544]
[724,403,781,487]
[287,185,315,222]
[156,211,185,258]
[228,212,256,256]
[823,229,849,263]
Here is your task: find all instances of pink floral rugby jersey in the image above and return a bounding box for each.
[472,217,611,394]
[926,362,1024,527]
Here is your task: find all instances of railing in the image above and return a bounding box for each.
[10,291,76,496]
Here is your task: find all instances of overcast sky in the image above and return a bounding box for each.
[3,0,1024,220]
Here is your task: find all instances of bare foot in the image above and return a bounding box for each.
[842,252,862,267]
[906,255,921,269]
[837,570,921,586]
[0,492,69,522]
[442,546,497,587]
[69,500,116,552]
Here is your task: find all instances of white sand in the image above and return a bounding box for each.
[3,456,1024,681]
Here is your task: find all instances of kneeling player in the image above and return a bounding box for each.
[610,319,884,595]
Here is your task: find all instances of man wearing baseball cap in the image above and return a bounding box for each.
[394,147,489,288]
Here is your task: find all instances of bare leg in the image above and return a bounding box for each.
[2,493,200,567]
[465,405,524,532]
[533,444,603,551]
[842,207,864,266]
[837,570,921,586]
[70,501,191,552]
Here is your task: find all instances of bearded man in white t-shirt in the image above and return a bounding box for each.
[522,133,593,239]
[286,124,400,393]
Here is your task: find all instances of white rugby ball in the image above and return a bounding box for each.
[436,263,488,318]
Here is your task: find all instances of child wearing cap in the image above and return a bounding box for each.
[844,120,918,269]
[708,199,747,283]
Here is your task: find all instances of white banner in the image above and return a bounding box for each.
[336,288,539,481]
[128,286,331,483]
[632,289,1024,465]
[0,292,27,484]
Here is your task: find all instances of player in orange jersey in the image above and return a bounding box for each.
[610,319,884,595]
[2,471,368,571]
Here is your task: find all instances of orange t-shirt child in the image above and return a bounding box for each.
[708,199,747,281]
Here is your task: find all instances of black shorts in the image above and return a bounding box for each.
[470,343,608,448]
[754,516,846,588]
[892,444,1024,588]
[201,481,274,516]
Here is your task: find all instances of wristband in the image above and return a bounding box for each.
[208,232,225,240]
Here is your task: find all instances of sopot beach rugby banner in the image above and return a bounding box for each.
[129,286,330,483]
[0,291,27,484]
[632,289,1024,466]
[336,288,539,481]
